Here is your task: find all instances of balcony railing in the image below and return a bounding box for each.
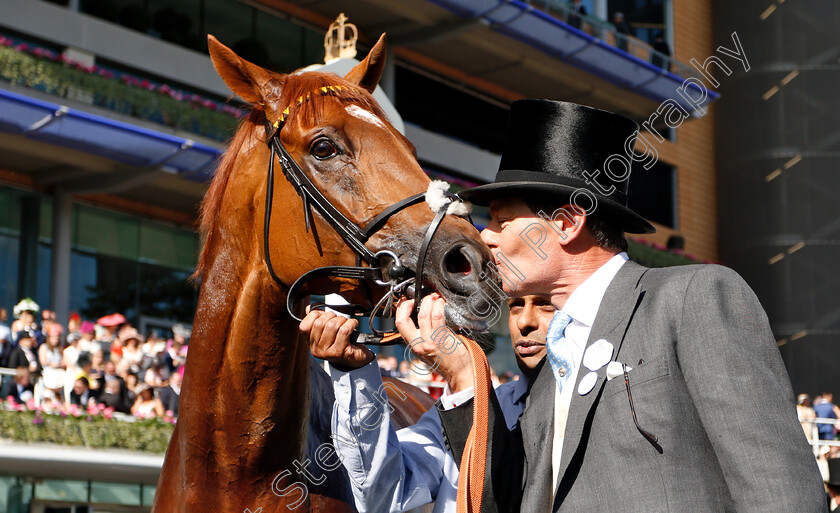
[0,34,244,142]
[523,0,699,81]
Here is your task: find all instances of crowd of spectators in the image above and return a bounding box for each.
[0,299,187,422]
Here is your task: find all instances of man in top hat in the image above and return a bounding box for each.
[327,99,825,511]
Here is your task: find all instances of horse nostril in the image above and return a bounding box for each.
[444,246,472,276]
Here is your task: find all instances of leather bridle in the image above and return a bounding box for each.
[262,107,468,344]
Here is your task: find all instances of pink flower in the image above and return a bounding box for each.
[26,398,36,411]
[32,413,44,426]
[14,43,28,52]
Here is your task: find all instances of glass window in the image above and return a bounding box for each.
[34,479,88,501]
[141,483,156,506]
[0,234,20,315]
[74,206,139,261]
[69,250,98,316]
[90,481,142,505]
[627,160,677,228]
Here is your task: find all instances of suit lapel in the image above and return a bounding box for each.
[520,358,556,511]
[552,261,647,503]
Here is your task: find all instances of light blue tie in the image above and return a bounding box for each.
[546,311,575,389]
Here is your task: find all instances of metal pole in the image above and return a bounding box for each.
[50,191,73,326]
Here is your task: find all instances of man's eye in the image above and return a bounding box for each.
[311,138,339,160]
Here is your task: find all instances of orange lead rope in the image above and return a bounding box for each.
[456,334,493,513]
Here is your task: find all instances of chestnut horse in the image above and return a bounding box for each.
[151,34,499,512]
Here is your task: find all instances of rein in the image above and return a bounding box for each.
[261,101,466,344]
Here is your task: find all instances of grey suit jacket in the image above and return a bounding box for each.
[439,261,827,512]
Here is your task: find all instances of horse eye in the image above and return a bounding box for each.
[310,138,339,160]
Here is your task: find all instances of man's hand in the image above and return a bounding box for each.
[395,294,475,393]
[300,308,374,370]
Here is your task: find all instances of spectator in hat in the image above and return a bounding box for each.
[98,378,130,414]
[39,324,66,398]
[798,393,818,440]
[75,320,99,355]
[66,312,81,339]
[1,367,33,403]
[96,312,126,359]
[121,330,144,374]
[12,312,43,347]
[125,372,140,405]
[8,329,40,375]
[162,338,186,376]
[131,384,164,418]
[158,370,181,417]
[144,360,168,388]
[69,376,93,408]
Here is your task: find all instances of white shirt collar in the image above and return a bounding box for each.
[561,252,628,327]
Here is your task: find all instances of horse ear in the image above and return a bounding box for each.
[207,34,278,105]
[345,34,387,93]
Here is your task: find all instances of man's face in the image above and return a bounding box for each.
[481,197,565,296]
[508,295,555,374]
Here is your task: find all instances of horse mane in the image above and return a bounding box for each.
[192,71,388,282]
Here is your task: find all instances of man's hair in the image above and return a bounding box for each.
[524,198,629,253]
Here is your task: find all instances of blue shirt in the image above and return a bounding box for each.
[330,361,529,513]
[814,402,836,436]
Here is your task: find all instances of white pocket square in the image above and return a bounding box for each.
[606,361,633,381]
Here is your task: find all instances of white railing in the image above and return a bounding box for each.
[800,417,840,455]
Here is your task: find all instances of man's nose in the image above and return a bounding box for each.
[480,227,498,247]
[518,307,539,332]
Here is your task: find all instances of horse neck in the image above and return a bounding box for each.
[179,166,311,489]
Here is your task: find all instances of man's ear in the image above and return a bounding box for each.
[344,33,387,93]
[542,205,588,245]
[207,34,280,105]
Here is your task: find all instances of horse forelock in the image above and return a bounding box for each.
[277,71,388,127]
[193,72,392,283]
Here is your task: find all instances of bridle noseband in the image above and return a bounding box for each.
[261,97,469,344]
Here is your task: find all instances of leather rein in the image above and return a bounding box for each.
[262,110,467,345]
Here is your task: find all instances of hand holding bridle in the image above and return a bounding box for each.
[395,294,475,394]
[300,307,374,370]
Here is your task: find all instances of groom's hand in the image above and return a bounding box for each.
[395,294,475,393]
[300,308,374,370]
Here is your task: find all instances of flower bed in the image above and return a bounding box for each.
[0,34,244,141]
[1,397,174,453]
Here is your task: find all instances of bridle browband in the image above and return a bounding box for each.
[261,91,468,344]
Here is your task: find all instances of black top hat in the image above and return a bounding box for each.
[459,99,656,234]
[827,458,840,487]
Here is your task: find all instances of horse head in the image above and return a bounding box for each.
[202,34,501,331]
